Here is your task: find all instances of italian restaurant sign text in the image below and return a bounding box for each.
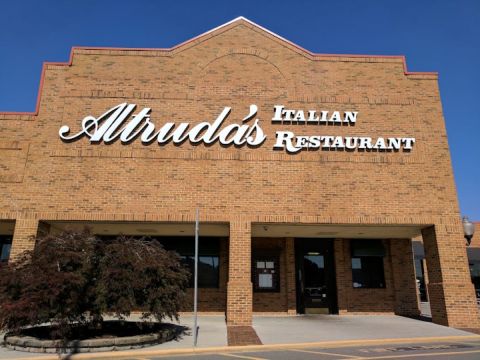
[59,103,415,154]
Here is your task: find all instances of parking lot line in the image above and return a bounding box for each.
[289,348,362,358]
[354,348,480,359]
[219,352,267,360]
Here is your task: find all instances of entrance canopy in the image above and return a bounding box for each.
[41,221,424,239]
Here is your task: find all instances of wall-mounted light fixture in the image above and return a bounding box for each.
[463,216,475,246]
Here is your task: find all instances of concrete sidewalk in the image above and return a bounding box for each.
[0,314,477,359]
[253,314,473,345]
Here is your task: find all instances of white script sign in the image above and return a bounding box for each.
[59,103,415,154]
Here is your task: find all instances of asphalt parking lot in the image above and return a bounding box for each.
[116,339,480,360]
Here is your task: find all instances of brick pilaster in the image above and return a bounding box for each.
[226,220,252,325]
[9,218,40,262]
[285,237,297,314]
[422,225,479,328]
[390,239,420,317]
[334,239,348,314]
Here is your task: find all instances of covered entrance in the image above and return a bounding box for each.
[251,224,423,318]
[295,238,337,314]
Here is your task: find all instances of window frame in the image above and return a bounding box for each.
[0,235,12,263]
[181,254,220,289]
[252,253,280,293]
[350,240,386,289]
[97,235,223,289]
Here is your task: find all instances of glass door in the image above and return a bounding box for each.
[295,239,337,314]
[302,253,328,313]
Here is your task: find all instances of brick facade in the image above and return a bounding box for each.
[0,17,478,329]
[181,238,229,313]
[9,219,41,260]
[334,239,419,315]
[251,237,297,314]
[390,239,421,317]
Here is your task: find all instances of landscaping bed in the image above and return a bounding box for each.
[4,321,187,353]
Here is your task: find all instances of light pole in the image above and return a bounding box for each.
[193,208,199,347]
[463,216,475,246]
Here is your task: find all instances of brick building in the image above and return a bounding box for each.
[469,222,480,299]
[413,222,480,305]
[0,17,478,329]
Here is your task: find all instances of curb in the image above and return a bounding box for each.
[4,327,178,354]
[8,334,480,360]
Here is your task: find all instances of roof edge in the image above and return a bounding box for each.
[0,16,438,117]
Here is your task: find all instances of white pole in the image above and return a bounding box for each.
[193,208,199,346]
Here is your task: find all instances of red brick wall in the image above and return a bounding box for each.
[335,239,396,314]
[227,220,252,325]
[252,238,288,313]
[0,21,461,226]
[422,225,479,327]
[390,239,420,317]
[181,238,229,312]
[0,18,477,327]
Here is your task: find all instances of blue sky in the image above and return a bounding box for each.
[1,0,479,220]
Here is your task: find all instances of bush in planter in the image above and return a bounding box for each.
[95,236,191,322]
[0,230,189,341]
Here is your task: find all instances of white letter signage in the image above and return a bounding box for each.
[59,103,415,154]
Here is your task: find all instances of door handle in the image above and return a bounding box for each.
[298,270,304,292]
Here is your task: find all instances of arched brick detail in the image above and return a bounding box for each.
[194,49,295,100]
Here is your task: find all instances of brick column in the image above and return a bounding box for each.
[226,220,252,325]
[9,218,40,262]
[285,237,297,314]
[334,239,348,314]
[422,225,479,328]
[390,239,420,317]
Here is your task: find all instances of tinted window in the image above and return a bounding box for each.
[351,240,386,289]
[181,255,219,288]
[96,235,222,288]
[0,236,12,262]
[160,237,221,289]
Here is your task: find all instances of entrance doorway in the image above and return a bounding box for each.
[295,239,337,314]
